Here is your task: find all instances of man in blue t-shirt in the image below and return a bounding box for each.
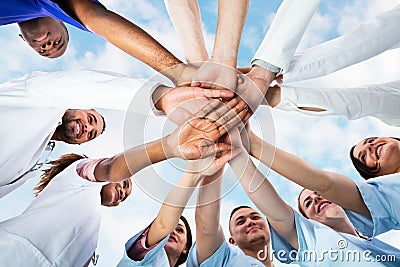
[2,0,187,84]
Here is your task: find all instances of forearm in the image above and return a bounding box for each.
[230,151,292,222]
[165,0,208,62]
[73,3,184,82]
[196,173,223,235]
[249,133,369,215]
[147,171,201,246]
[284,4,400,83]
[252,0,320,72]
[276,82,400,124]
[195,172,225,264]
[250,133,332,194]
[94,138,169,182]
[212,0,250,66]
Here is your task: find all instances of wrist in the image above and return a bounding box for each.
[161,135,176,159]
[209,57,237,68]
[152,85,170,112]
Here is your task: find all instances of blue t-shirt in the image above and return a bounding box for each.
[270,210,400,266]
[187,240,266,267]
[0,0,100,31]
[344,173,400,238]
[117,227,170,267]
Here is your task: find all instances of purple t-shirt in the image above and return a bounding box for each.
[0,0,100,31]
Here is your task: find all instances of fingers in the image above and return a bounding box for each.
[217,109,247,137]
[214,99,247,125]
[192,87,234,99]
[194,99,224,118]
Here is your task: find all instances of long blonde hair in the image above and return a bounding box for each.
[34,153,86,197]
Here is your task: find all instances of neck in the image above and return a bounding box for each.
[241,243,274,267]
[167,253,179,267]
[51,131,61,141]
[327,217,358,236]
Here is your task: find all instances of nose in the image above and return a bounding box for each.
[312,194,323,204]
[246,218,256,227]
[84,123,94,132]
[120,190,125,201]
[41,41,53,49]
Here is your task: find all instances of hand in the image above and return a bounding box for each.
[153,85,235,124]
[161,62,200,86]
[165,98,247,160]
[236,65,276,114]
[186,147,240,177]
[191,61,238,91]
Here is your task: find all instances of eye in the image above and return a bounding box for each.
[39,50,45,54]
[361,154,366,163]
[237,220,244,225]
[54,40,60,45]
[305,201,311,208]
[88,115,93,124]
[88,131,92,140]
[176,227,184,234]
[123,180,128,188]
[252,215,261,220]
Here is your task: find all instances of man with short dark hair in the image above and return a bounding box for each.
[1,0,191,84]
[187,171,285,266]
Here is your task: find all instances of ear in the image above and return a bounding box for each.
[228,237,236,245]
[19,34,26,41]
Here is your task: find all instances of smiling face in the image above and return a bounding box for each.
[228,207,270,250]
[352,137,400,178]
[164,219,189,261]
[18,17,68,58]
[298,189,346,226]
[100,179,132,207]
[54,109,105,144]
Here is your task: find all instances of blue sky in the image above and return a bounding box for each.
[0,0,399,266]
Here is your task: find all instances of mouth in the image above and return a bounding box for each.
[75,121,81,138]
[317,201,331,213]
[115,188,120,203]
[75,120,84,139]
[376,144,383,159]
[168,235,177,243]
[34,32,49,42]
[247,226,260,234]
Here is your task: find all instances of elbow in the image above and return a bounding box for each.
[314,171,335,196]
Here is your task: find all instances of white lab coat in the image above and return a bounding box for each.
[0,70,161,198]
[252,0,321,72]
[0,159,105,267]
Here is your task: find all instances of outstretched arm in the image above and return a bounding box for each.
[59,0,191,84]
[195,169,226,264]
[147,150,238,248]
[164,0,208,63]
[248,130,370,216]
[191,0,250,91]
[93,98,247,182]
[228,129,298,249]
[264,81,400,127]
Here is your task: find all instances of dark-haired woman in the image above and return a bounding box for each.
[118,148,240,266]
[0,153,132,266]
[246,130,400,239]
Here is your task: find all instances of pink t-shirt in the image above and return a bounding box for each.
[130,226,161,261]
[76,158,106,182]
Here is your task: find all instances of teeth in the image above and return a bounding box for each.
[76,123,80,135]
[377,146,382,158]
